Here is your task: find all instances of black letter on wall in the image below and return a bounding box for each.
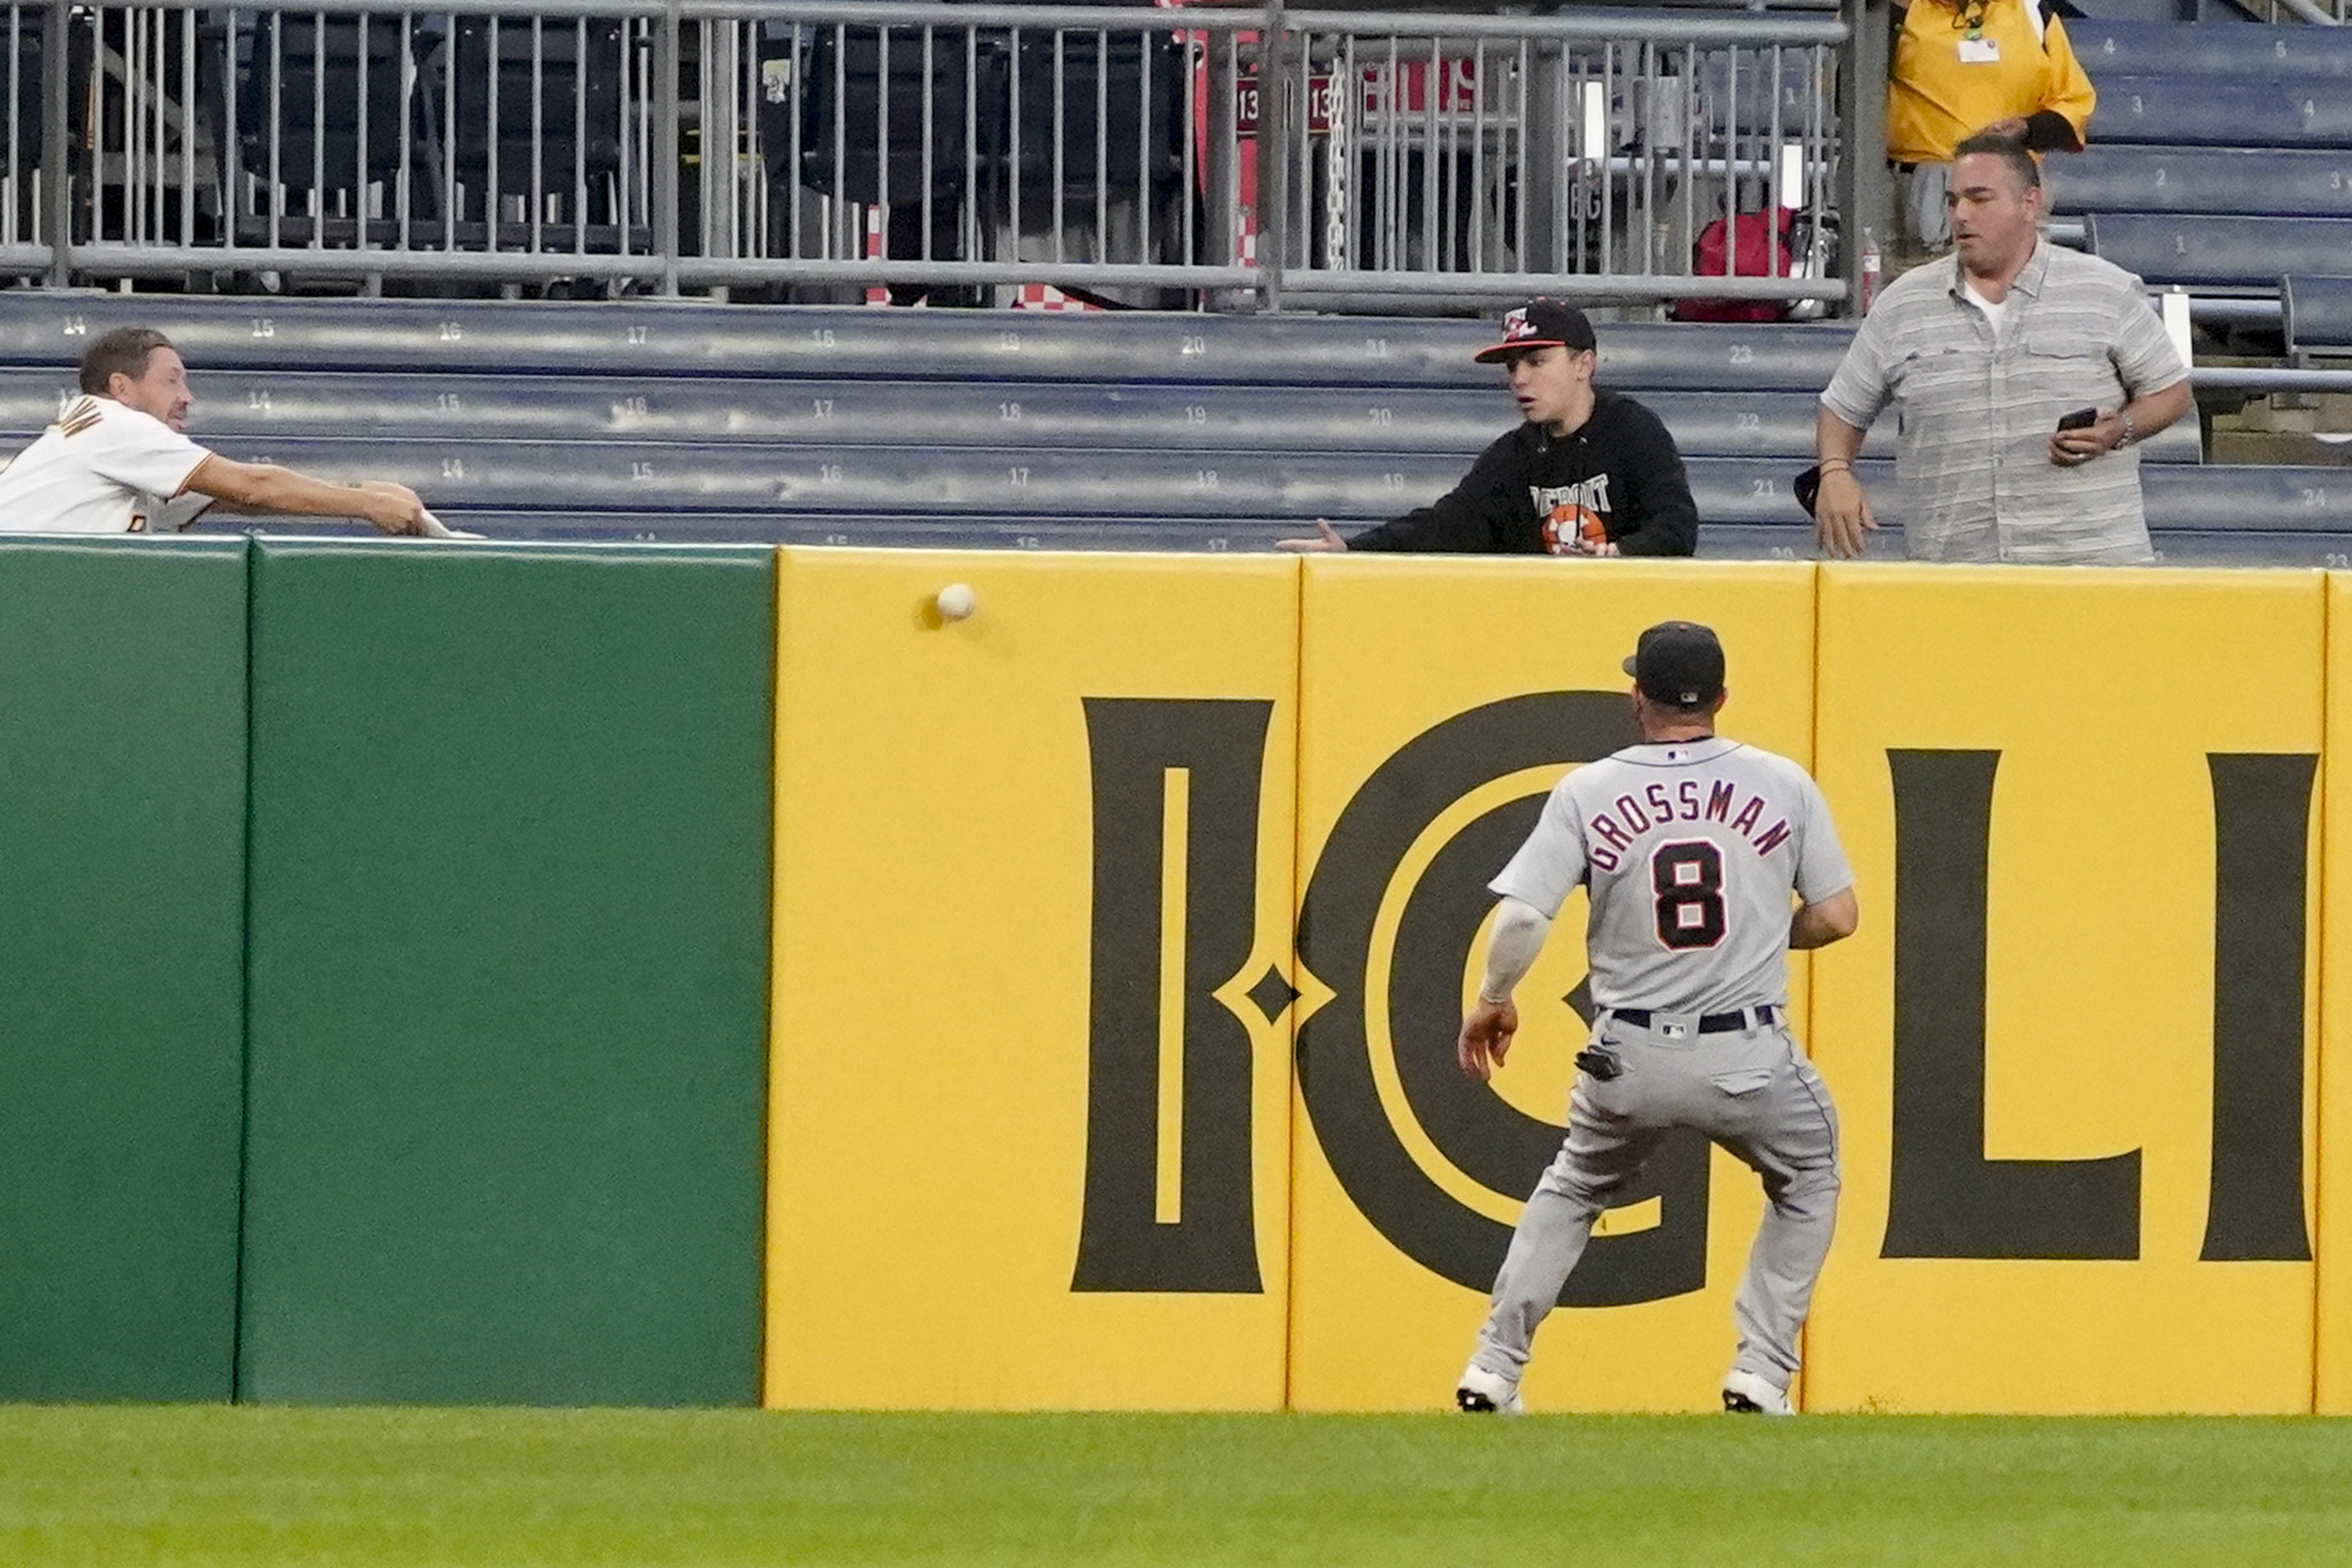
[1882,750,2142,1259]
[1072,699,1269,1293]
[2201,753,2316,1263]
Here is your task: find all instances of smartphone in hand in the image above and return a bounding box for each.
[2056,407,2098,431]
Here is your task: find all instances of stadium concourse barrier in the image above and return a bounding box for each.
[12,539,2352,1414]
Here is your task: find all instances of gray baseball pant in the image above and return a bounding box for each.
[1467,1011,1841,1395]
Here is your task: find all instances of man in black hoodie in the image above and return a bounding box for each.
[1279,299,1699,557]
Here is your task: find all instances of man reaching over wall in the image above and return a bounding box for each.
[0,326,459,537]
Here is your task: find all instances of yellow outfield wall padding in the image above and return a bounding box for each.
[760,554,2347,1415]
[1808,565,2321,1414]
[1285,558,1819,1412]
[2318,573,2352,1414]
[766,550,1299,1411]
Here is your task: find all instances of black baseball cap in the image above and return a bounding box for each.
[1472,298,1599,363]
[1622,621,1726,708]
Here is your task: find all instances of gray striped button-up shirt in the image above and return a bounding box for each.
[1821,240,2188,564]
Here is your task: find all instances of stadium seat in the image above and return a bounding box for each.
[0,294,2293,560]
[447,16,627,225]
[2142,463,2352,534]
[2046,147,2352,221]
[2067,19,2352,82]
[786,23,995,209]
[0,296,1856,392]
[2085,213,2352,289]
[2284,274,2352,356]
[234,14,426,208]
[1690,49,1835,136]
[2087,77,2352,150]
[0,365,1936,463]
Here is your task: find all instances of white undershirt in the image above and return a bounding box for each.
[1962,278,2012,339]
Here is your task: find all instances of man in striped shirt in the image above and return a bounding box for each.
[1813,132,2190,564]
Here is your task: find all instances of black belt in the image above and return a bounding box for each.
[1610,1005,1780,1033]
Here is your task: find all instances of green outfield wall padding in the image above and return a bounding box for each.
[0,538,248,1401]
[240,541,774,1406]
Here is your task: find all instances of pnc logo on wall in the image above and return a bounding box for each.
[1068,694,2318,1303]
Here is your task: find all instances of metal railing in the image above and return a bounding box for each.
[1,0,1856,309]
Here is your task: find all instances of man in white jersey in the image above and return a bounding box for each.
[0,325,445,535]
[1454,621,1857,1416]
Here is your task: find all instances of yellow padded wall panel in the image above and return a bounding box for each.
[767,550,1298,1410]
[1809,566,2320,1414]
[1287,558,1818,1412]
[2318,572,2352,1414]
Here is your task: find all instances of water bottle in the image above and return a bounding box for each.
[1859,228,1883,314]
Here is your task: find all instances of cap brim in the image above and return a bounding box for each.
[1621,654,1640,677]
[1473,337,1573,364]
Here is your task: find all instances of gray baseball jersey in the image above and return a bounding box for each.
[1489,737,1852,1015]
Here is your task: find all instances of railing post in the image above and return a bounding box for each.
[1520,38,1563,277]
[655,0,683,296]
[1840,0,1889,316]
[1252,0,1287,314]
[1203,24,1239,307]
[702,16,739,267]
[43,0,71,285]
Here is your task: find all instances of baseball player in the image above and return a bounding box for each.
[1454,621,1856,1416]
[0,325,458,536]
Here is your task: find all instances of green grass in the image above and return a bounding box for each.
[2,1407,2350,1566]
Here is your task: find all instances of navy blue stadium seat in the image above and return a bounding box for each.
[0,368,1890,459]
[2047,147,2352,220]
[2088,77,2352,149]
[2284,274,2352,354]
[2067,20,2352,82]
[159,441,2242,532]
[160,435,1476,520]
[1691,50,1833,137]
[2060,0,2259,26]
[2143,463,2352,534]
[234,14,423,201]
[2085,213,2352,287]
[0,294,2299,559]
[0,297,1855,392]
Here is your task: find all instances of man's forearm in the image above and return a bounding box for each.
[1814,406,1867,465]
[2122,379,2193,443]
[191,459,403,527]
[1475,898,1553,1003]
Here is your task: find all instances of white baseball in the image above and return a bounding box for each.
[416,508,485,540]
[935,583,976,621]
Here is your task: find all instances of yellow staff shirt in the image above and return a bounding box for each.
[1885,0,2096,165]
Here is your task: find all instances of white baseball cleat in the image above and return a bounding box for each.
[1455,1364,1525,1415]
[1721,1368,1794,1415]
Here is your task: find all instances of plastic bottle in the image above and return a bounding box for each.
[1859,227,1883,314]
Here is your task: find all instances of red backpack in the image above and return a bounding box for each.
[1672,206,1795,325]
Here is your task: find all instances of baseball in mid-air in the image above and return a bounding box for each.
[935,583,977,621]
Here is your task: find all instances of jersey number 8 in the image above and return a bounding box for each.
[1651,840,1727,950]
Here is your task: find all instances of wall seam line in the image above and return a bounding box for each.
[2314,571,2330,1417]
[1283,554,1306,1417]
[229,536,258,1405]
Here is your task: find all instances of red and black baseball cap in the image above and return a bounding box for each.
[1622,621,1726,708]
[1472,298,1599,363]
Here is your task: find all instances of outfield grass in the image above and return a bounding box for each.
[2,1407,2349,1566]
